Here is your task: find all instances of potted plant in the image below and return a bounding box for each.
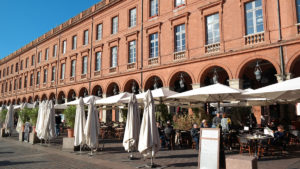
[155,103,169,124]
[0,109,7,128]
[28,108,38,133]
[17,108,30,132]
[63,106,76,138]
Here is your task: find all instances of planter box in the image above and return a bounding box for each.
[29,132,39,144]
[0,128,6,137]
[19,132,24,141]
[226,155,257,169]
[62,137,75,151]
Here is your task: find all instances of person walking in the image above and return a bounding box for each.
[190,123,200,150]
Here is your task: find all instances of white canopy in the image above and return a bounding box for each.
[123,94,140,152]
[54,104,68,110]
[95,92,132,105]
[74,98,86,146]
[4,104,14,134]
[14,103,34,110]
[84,96,99,149]
[168,83,242,102]
[65,95,102,106]
[243,77,300,101]
[138,90,160,157]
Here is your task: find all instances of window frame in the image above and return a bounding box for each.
[71,60,76,77]
[72,35,77,50]
[244,0,264,35]
[96,23,103,40]
[82,56,88,75]
[174,24,186,52]
[95,52,102,71]
[205,13,220,45]
[83,30,89,45]
[110,46,118,68]
[129,8,137,28]
[150,0,159,17]
[111,16,119,35]
[128,40,137,63]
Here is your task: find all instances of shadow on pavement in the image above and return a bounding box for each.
[0,160,46,167]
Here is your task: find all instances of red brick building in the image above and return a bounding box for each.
[0,0,300,122]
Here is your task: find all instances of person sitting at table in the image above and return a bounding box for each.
[164,121,174,150]
[156,122,165,148]
[212,113,222,128]
[272,125,287,147]
[190,123,200,150]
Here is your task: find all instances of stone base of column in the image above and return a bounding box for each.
[62,137,75,151]
[29,132,39,144]
[0,128,6,137]
[228,79,243,89]
[19,132,24,142]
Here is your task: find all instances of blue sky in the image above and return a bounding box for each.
[0,0,101,59]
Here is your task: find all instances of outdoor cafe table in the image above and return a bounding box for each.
[244,135,272,158]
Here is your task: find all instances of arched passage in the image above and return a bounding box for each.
[49,93,56,103]
[106,82,119,97]
[41,94,47,101]
[22,97,26,103]
[67,89,76,102]
[144,76,163,91]
[7,100,11,105]
[28,96,33,103]
[123,79,140,94]
[92,85,103,97]
[3,100,7,105]
[17,98,21,105]
[238,59,277,89]
[289,55,300,78]
[200,66,229,86]
[57,91,66,104]
[169,71,193,93]
[79,87,89,98]
[34,95,39,102]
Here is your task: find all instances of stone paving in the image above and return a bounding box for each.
[0,131,300,169]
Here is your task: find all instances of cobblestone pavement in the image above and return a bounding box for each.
[0,132,300,169]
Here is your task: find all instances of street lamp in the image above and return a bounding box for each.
[179,73,185,89]
[113,85,118,95]
[132,81,137,93]
[212,68,219,84]
[153,77,159,89]
[254,61,262,82]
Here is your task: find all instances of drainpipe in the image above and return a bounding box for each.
[89,16,94,95]
[56,35,61,104]
[140,0,144,91]
[277,0,286,81]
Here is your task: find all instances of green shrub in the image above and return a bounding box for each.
[17,108,30,123]
[173,114,202,130]
[155,103,169,123]
[63,106,76,129]
[121,109,128,122]
[0,109,7,123]
[28,108,39,126]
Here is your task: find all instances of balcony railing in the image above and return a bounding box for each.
[205,43,220,53]
[109,67,117,73]
[81,74,87,79]
[245,32,264,45]
[174,51,186,61]
[94,71,101,76]
[148,57,159,65]
[127,63,135,70]
[60,79,65,84]
[70,77,75,81]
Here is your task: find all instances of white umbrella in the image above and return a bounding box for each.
[243,77,300,101]
[47,101,56,139]
[14,103,34,110]
[54,104,68,110]
[4,104,14,135]
[84,96,99,154]
[95,92,132,105]
[123,94,140,156]
[138,90,160,159]
[65,95,102,106]
[36,101,47,139]
[16,103,28,133]
[74,97,86,146]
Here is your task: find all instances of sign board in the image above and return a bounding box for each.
[198,128,220,169]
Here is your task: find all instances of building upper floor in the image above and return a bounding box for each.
[0,0,300,88]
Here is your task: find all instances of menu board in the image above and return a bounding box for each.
[198,128,220,169]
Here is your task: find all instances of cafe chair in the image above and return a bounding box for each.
[238,136,252,155]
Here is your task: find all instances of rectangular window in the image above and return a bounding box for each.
[62,40,67,54]
[174,24,186,52]
[111,46,118,68]
[43,69,47,83]
[20,60,23,70]
[15,63,19,72]
[61,63,65,79]
[38,52,42,63]
[71,60,76,77]
[5,82,7,92]
[129,40,136,63]
[150,0,158,17]
[26,58,29,68]
[297,0,300,23]
[11,65,14,74]
[95,52,101,71]
[206,13,220,44]
[84,30,89,45]
[9,81,12,91]
[129,8,137,27]
[19,78,22,89]
[45,48,49,60]
[97,24,103,40]
[53,44,57,57]
[31,55,35,66]
[36,71,40,85]
[30,74,33,86]
[150,33,159,58]
[72,35,77,50]
[24,76,27,88]
[3,69,5,77]
[112,16,118,34]
[7,67,9,75]
[245,0,264,35]
[14,79,17,90]
[175,0,185,7]
[51,66,56,81]
[82,56,88,75]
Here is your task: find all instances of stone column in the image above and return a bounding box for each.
[285,73,293,80]
[101,94,107,123]
[192,83,201,89]
[119,108,124,122]
[228,79,243,89]
[275,74,285,82]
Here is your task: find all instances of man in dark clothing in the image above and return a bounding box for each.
[55,114,62,136]
[157,122,165,148]
[212,113,222,128]
[164,121,174,149]
[190,123,200,150]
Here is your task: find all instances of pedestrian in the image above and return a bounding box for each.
[55,114,62,136]
[156,122,165,148]
[212,113,222,128]
[190,123,200,150]
[220,113,231,133]
[164,120,174,150]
